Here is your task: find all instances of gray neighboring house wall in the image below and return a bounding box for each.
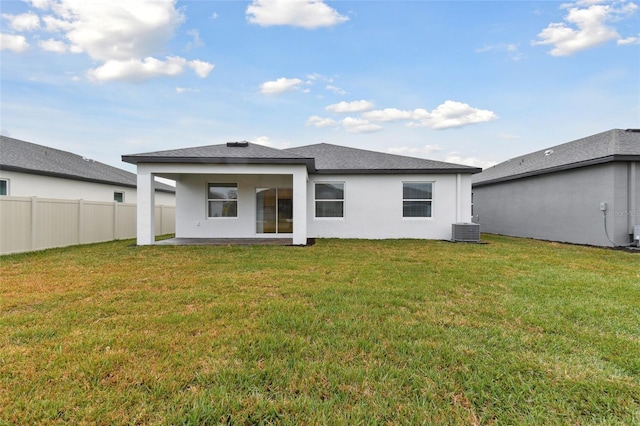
[0,136,175,204]
[472,129,640,247]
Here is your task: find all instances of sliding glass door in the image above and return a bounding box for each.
[256,188,293,234]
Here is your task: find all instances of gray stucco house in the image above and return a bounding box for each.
[472,129,640,247]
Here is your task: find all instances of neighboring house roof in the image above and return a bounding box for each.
[473,129,640,187]
[123,141,481,175]
[0,136,175,192]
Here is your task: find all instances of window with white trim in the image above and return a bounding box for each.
[0,179,8,196]
[114,191,124,203]
[207,183,238,218]
[403,182,432,218]
[315,182,344,218]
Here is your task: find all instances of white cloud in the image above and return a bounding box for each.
[0,33,29,53]
[312,100,496,133]
[251,136,274,147]
[186,29,203,50]
[388,145,444,157]
[188,60,214,78]
[39,38,67,53]
[326,100,375,113]
[618,35,640,44]
[362,108,414,122]
[246,0,349,29]
[260,77,303,95]
[326,85,347,95]
[532,1,639,56]
[342,117,382,133]
[14,0,214,82]
[88,56,212,82]
[26,0,53,10]
[2,12,40,31]
[56,0,184,61]
[409,101,498,130]
[176,87,199,94]
[306,73,333,83]
[306,115,339,127]
[475,42,524,61]
[88,56,188,82]
[42,15,72,32]
[361,102,496,129]
[445,153,497,170]
[250,136,292,149]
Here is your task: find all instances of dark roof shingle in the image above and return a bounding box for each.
[473,129,640,186]
[124,141,309,160]
[122,141,316,171]
[123,141,481,174]
[1,136,174,192]
[286,143,480,174]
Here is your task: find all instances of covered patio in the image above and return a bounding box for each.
[122,142,314,246]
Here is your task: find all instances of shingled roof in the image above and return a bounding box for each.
[473,129,640,187]
[1,136,174,192]
[122,141,316,171]
[123,141,481,174]
[286,143,480,174]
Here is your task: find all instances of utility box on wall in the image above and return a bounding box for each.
[452,223,480,243]
[634,225,640,243]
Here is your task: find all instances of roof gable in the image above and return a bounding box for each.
[473,129,640,186]
[1,136,174,192]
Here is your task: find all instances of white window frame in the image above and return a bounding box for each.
[0,178,9,196]
[314,181,345,219]
[207,182,238,219]
[402,181,433,219]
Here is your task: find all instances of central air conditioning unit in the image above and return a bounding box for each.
[452,223,480,243]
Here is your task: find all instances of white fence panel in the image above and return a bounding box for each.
[80,200,115,244]
[0,196,175,255]
[116,203,137,240]
[34,198,79,250]
[0,197,32,254]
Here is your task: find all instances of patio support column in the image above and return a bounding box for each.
[292,167,308,245]
[137,169,155,245]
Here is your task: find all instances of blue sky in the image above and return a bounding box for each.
[1,0,638,173]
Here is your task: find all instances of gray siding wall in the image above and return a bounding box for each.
[473,162,639,247]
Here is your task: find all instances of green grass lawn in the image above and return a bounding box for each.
[1,235,639,425]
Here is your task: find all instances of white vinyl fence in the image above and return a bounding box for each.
[0,196,175,255]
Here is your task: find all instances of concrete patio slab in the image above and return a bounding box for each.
[155,238,294,246]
